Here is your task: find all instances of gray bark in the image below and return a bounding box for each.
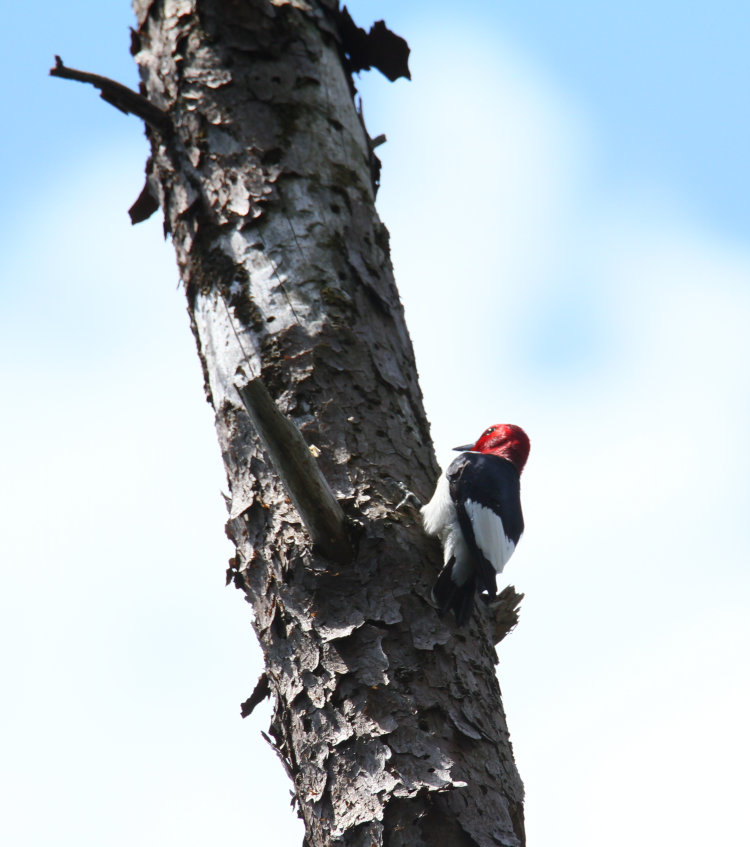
[131,1,525,844]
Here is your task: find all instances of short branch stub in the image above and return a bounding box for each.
[235,374,354,565]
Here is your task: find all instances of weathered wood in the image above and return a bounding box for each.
[235,374,353,564]
[241,672,270,718]
[490,586,525,646]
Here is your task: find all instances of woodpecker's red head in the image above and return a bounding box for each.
[454,424,530,473]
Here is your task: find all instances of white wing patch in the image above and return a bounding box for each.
[464,499,516,574]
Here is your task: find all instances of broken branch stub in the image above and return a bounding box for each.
[49,56,171,132]
[234,374,354,565]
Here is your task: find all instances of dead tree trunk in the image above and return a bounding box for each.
[130,1,525,844]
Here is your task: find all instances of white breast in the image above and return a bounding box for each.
[421,473,472,584]
[421,472,454,540]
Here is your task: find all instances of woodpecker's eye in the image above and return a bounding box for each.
[484,426,496,436]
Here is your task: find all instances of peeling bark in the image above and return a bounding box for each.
[131,1,525,844]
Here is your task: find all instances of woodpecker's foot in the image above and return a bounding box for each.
[394,481,423,512]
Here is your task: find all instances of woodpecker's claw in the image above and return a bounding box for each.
[394,481,423,512]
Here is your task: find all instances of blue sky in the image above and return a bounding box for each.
[2,3,749,845]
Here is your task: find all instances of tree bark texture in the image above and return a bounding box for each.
[131,1,525,845]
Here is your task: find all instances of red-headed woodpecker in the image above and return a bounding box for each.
[421,424,530,626]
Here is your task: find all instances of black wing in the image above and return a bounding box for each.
[447,453,524,596]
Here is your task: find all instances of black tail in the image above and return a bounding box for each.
[475,552,498,600]
[432,561,477,627]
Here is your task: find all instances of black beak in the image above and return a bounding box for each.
[453,443,474,452]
